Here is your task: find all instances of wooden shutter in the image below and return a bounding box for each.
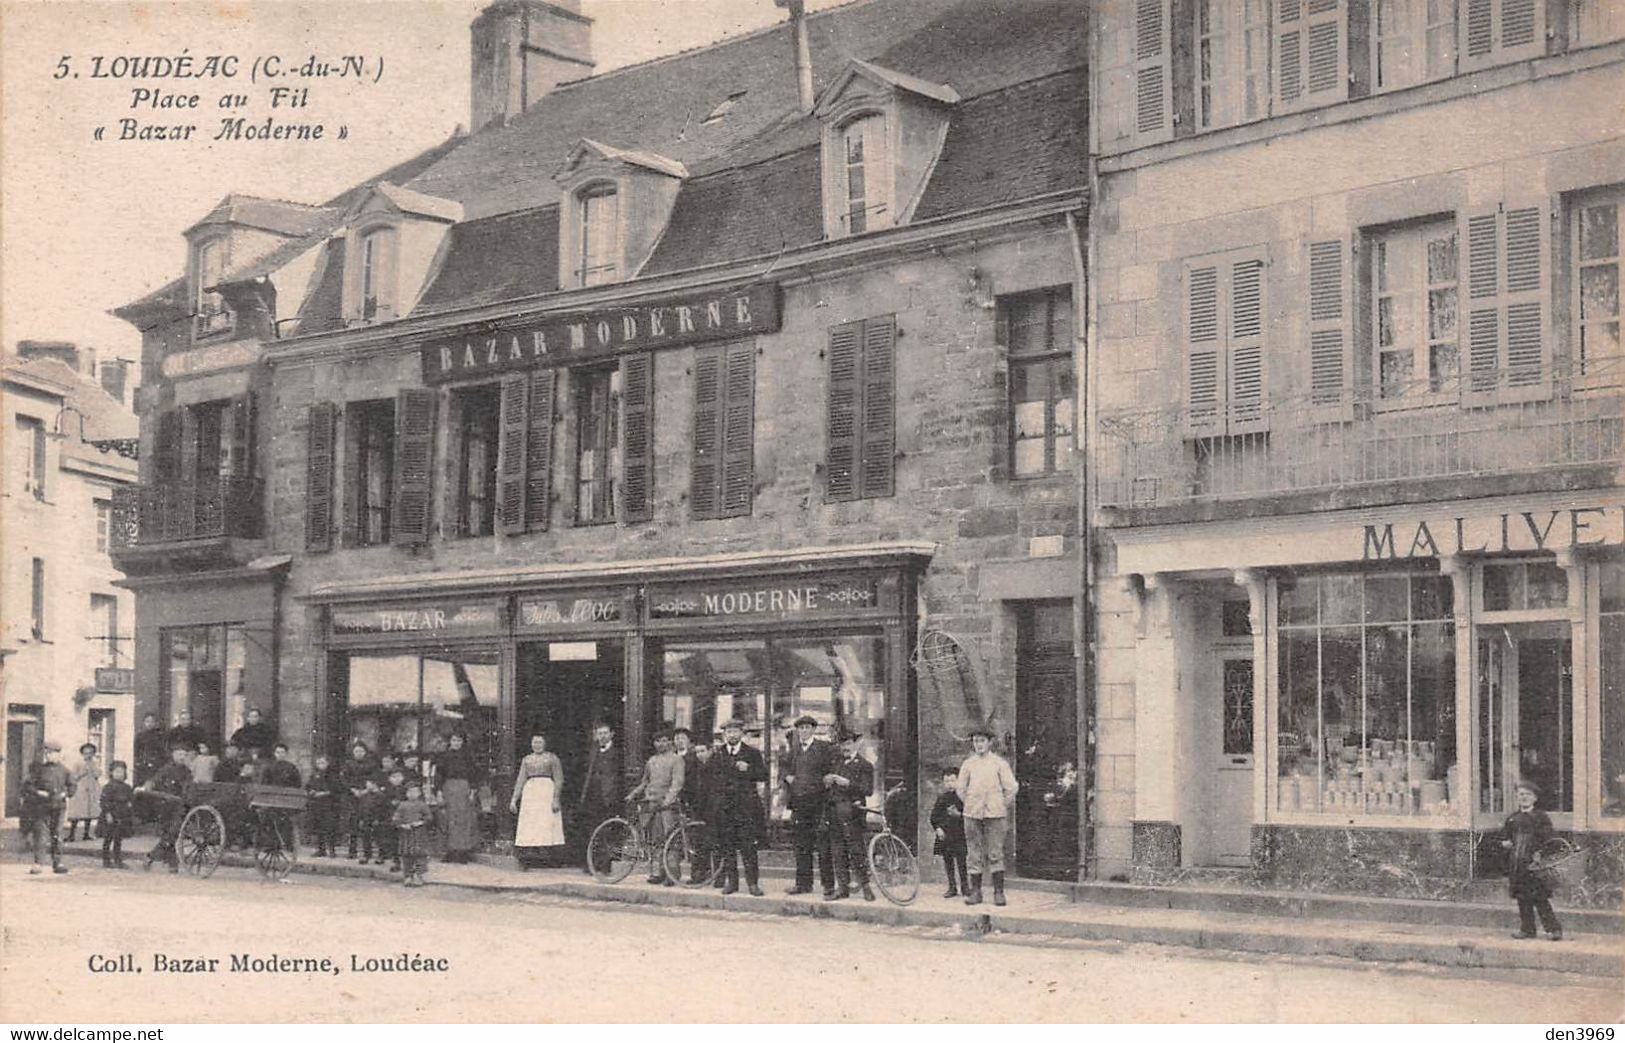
[340,406,362,547]
[859,317,897,498]
[690,346,724,518]
[1277,0,1347,111]
[154,410,181,483]
[1461,204,1551,405]
[1307,239,1353,417]
[720,344,756,517]
[1462,0,1544,70]
[304,402,336,552]
[1134,0,1173,142]
[494,375,530,535]
[524,369,556,532]
[227,392,256,479]
[825,321,862,502]
[1183,262,1225,435]
[620,353,654,523]
[1228,256,1268,433]
[391,387,436,545]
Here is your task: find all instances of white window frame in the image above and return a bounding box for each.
[1369,217,1461,408]
[1373,0,1460,92]
[837,113,892,238]
[1571,185,1624,388]
[1572,0,1625,48]
[1196,0,1272,130]
[193,237,232,337]
[578,183,621,288]
[344,222,400,325]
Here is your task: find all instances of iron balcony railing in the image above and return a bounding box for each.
[110,476,264,546]
[1096,357,1624,511]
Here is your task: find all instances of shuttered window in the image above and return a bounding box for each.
[1134,0,1174,143]
[1373,0,1458,91]
[691,343,754,519]
[304,402,336,553]
[1574,191,1623,385]
[343,399,395,546]
[826,316,897,501]
[525,369,557,533]
[1367,221,1459,402]
[1308,238,1354,414]
[390,387,436,545]
[1460,203,1552,404]
[620,353,654,523]
[1197,0,1272,129]
[1183,249,1270,436]
[573,367,620,525]
[1460,0,1545,72]
[452,383,502,538]
[1274,0,1347,113]
[154,410,182,484]
[495,375,530,535]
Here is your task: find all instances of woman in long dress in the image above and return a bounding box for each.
[510,733,565,869]
[65,743,102,842]
[435,732,483,863]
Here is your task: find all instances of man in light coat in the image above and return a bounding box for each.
[956,724,1018,906]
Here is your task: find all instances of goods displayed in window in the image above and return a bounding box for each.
[1276,572,1457,817]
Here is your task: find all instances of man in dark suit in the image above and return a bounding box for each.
[782,714,834,896]
[134,713,168,787]
[823,730,876,901]
[229,707,277,762]
[714,719,766,896]
[577,722,622,873]
[168,710,207,754]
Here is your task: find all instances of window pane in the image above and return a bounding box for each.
[1363,575,1409,623]
[1410,573,1454,620]
[1011,359,1048,404]
[1429,343,1459,389]
[1278,630,1322,812]
[1381,349,1414,396]
[1601,600,1625,818]
[1581,322,1622,363]
[1525,562,1569,609]
[1580,263,1620,321]
[1428,287,1457,339]
[1279,575,1319,626]
[1579,203,1619,261]
[1426,230,1458,283]
[1013,438,1047,476]
[1602,561,1625,613]
[1482,562,1523,612]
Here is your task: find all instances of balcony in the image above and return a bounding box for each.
[109,477,265,573]
[1096,359,1625,523]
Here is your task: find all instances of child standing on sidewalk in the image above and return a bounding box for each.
[956,725,1018,907]
[99,761,135,868]
[65,743,102,842]
[930,765,969,898]
[1502,780,1564,941]
[392,780,434,887]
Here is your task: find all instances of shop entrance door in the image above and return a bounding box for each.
[5,712,43,818]
[1477,622,1573,817]
[1211,656,1255,866]
[1014,601,1078,880]
[516,641,625,851]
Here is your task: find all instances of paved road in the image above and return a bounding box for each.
[1,861,1619,1023]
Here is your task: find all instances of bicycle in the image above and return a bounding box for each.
[586,798,711,885]
[865,783,919,905]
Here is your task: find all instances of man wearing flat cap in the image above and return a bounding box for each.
[956,724,1018,906]
[822,730,875,901]
[713,720,767,895]
[23,741,74,874]
[781,713,835,896]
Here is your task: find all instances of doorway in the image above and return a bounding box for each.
[516,640,625,851]
[1014,600,1079,880]
[1477,621,1574,816]
[1210,655,1255,866]
[5,709,44,819]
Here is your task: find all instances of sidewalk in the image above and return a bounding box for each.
[42,838,1624,980]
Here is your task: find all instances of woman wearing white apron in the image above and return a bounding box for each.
[510,733,565,869]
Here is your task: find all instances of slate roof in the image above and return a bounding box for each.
[186,194,333,237]
[415,207,561,314]
[0,353,138,441]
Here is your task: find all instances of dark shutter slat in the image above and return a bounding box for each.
[340,405,361,547]
[621,353,654,523]
[495,374,530,535]
[391,387,436,545]
[721,343,755,517]
[154,410,181,483]
[825,321,862,502]
[859,316,896,499]
[690,346,723,519]
[524,369,556,532]
[304,402,336,552]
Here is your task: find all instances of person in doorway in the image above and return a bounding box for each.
[714,719,767,896]
[957,724,1018,907]
[1501,780,1564,941]
[433,732,483,863]
[930,765,970,898]
[626,729,685,883]
[782,714,835,897]
[99,760,135,868]
[822,730,875,902]
[142,745,194,873]
[64,742,102,843]
[393,779,434,887]
[167,710,206,754]
[229,707,276,762]
[577,722,622,873]
[23,742,73,874]
[511,733,566,870]
[134,713,167,787]
[305,753,344,857]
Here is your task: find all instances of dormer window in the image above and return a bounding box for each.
[194,238,232,336]
[841,115,889,235]
[340,182,462,326]
[360,227,398,321]
[579,185,620,287]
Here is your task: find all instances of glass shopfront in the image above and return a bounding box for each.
[1599,562,1625,818]
[160,623,250,748]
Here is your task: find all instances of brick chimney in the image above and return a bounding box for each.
[99,358,130,405]
[17,339,81,372]
[471,0,594,131]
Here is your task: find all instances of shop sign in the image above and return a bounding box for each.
[330,599,504,637]
[161,339,261,379]
[420,283,781,384]
[1362,505,1625,560]
[647,576,887,621]
[515,591,627,632]
[94,667,135,693]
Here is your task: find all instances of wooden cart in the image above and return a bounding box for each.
[156,782,307,880]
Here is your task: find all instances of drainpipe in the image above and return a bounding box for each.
[1067,207,1095,885]
[776,0,815,112]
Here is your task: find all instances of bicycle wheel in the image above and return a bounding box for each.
[661,820,720,889]
[178,806,224,878]
[867,831,919,905]
[586,817,639,883]
[256,818,296,881]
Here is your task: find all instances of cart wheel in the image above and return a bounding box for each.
[586,817,638,884]
[867,831,919,905]
[256,819,297,881]
[661,820,721,889]
[178,806,225,878]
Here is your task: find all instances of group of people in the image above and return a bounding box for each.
[19,741,134,874]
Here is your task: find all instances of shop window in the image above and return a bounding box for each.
[1599,562,1625,818]
[826,317,896,501]
[574,366,621,525]
[344,399,395,546]
[1373,0,1458,92]
[692,344,754,519]
[1370,218,1460,400]
[16,415,45,499]
[452,383,502,538]
[1481,560,1569,611]
[1275,572,1457,818]
[1573,189,1622,381]
[1002,288,1076,478]
[161,623,248,750]
[340,651,500,763]
[90,594,120,667]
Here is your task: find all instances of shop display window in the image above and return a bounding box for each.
[1599,563,1625,819]
[1482,561,1570,612]
[1276,572,1457,818]
[161,623,249,748]
[342,651,500,772]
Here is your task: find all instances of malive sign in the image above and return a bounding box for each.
[1362,505,1625,560]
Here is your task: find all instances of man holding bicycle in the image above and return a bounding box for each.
[822,730,876,902]
[626,729,685,883]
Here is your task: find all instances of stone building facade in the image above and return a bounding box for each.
[1088,0,1624,900]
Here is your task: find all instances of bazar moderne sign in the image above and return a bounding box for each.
[1362,504,1625,560]
[330,599,506,638]
[419,283,781,385]
[646,575,894,622]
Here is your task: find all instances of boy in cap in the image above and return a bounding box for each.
[781,713,834,896]
[99,760,136,869]
[930,765,970,898]
[392,779,434,887]
[143,745,195,872]
[956,725,1018,906]
[23,741,74,874]
[1500,779,1563,941]
[822,730,875,901]
[626,729,685,883]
